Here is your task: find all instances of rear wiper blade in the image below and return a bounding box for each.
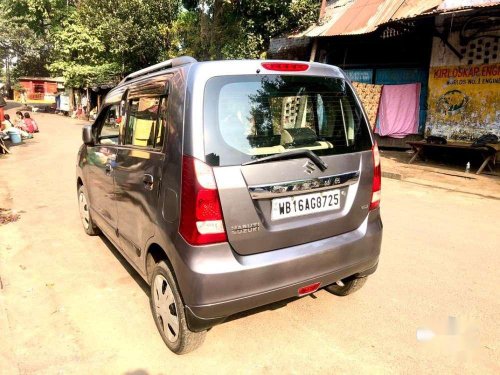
[242,149,328,171]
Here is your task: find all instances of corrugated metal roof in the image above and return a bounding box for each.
[438,0,500,11]
[299,0,405,37]
[323,0,401,36]
[296,0,500,38]
[391,0,442,21]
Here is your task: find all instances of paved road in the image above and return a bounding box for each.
[1,109,499,374]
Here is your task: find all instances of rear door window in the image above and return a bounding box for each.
[123,97,163,149]
[203,75,372,166]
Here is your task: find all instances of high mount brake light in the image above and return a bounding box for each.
[370,143,381,210]
[261,62,309,72]
[179,155,227,245]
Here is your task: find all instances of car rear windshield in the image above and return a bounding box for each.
[203,75,372,167]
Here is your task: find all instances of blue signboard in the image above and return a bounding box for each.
[344,69,373,84]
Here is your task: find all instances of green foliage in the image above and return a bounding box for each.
[47,11,115,87]
[0,0,74,76]
[167,0,319,60]
[1,0,319,88]
[77,0,182,71]
[49,0,183,86]
[54,62,122,88]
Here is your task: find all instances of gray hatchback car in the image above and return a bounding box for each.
[76,57,382,354]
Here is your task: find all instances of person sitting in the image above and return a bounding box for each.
[2,114,15,131]
[3,114,32,140]
[15,111,28,132]
[23,112,39,133]
[0,117,10,140]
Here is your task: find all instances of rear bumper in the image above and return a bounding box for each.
[176,211,382,331]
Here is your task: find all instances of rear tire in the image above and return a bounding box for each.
[150,261,206,354]
[326,276,367,296]
[78,185,100,236]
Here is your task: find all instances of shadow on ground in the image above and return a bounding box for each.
[98,234,311,328]
[99,235,150,296]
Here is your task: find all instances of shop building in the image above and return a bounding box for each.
[270,0,500,147]
[426,5,500,141]
[14,77,65,103]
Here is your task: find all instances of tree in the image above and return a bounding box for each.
[77,0,182,74]
[0,0,73,77]
[47,11,120,87]
[1,0,319,90]
[47,0,183,87]
[166,0,319,60]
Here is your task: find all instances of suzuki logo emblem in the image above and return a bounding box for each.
[303,161,316,174]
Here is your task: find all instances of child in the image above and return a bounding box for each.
[15,111,27,131]
[2,114,15,131]
[23,112,39,133]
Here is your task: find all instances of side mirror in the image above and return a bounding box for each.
[82,125,94,146]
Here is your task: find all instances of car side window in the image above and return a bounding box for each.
[124,96,165,150]
[96,104,121,145]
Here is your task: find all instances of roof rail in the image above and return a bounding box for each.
[121,56,197,84]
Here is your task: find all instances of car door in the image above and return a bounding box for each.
[202,74,374,255]
[85,104,121,243]
[113,95,166,264]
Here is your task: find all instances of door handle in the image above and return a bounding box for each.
[143,174,154,191]
[105,163,113,176]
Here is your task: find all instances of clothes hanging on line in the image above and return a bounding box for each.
[351,82,383,131]
[376,83,420,138]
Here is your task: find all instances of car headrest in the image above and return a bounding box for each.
[281,128,318,147]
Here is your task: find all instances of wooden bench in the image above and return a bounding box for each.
[407,141,500,175]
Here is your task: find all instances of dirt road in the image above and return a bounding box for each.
[1,109,499,374]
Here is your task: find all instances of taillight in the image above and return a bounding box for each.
[261,62,309,72]
[179,155,227,245]
[370,143,381,210]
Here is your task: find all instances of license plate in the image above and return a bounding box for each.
[271,189,340,220]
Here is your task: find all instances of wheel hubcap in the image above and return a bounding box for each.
[153,275,179,343]
[79,192,90,230]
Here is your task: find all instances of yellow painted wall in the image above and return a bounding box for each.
[426,63,500,141]
[427,12,500,142]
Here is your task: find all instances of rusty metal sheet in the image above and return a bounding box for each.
[391,0,442,21]
[296,0,500,38]
[324,0,389,36]
[299,0,409,37]
[297,0,354,37]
